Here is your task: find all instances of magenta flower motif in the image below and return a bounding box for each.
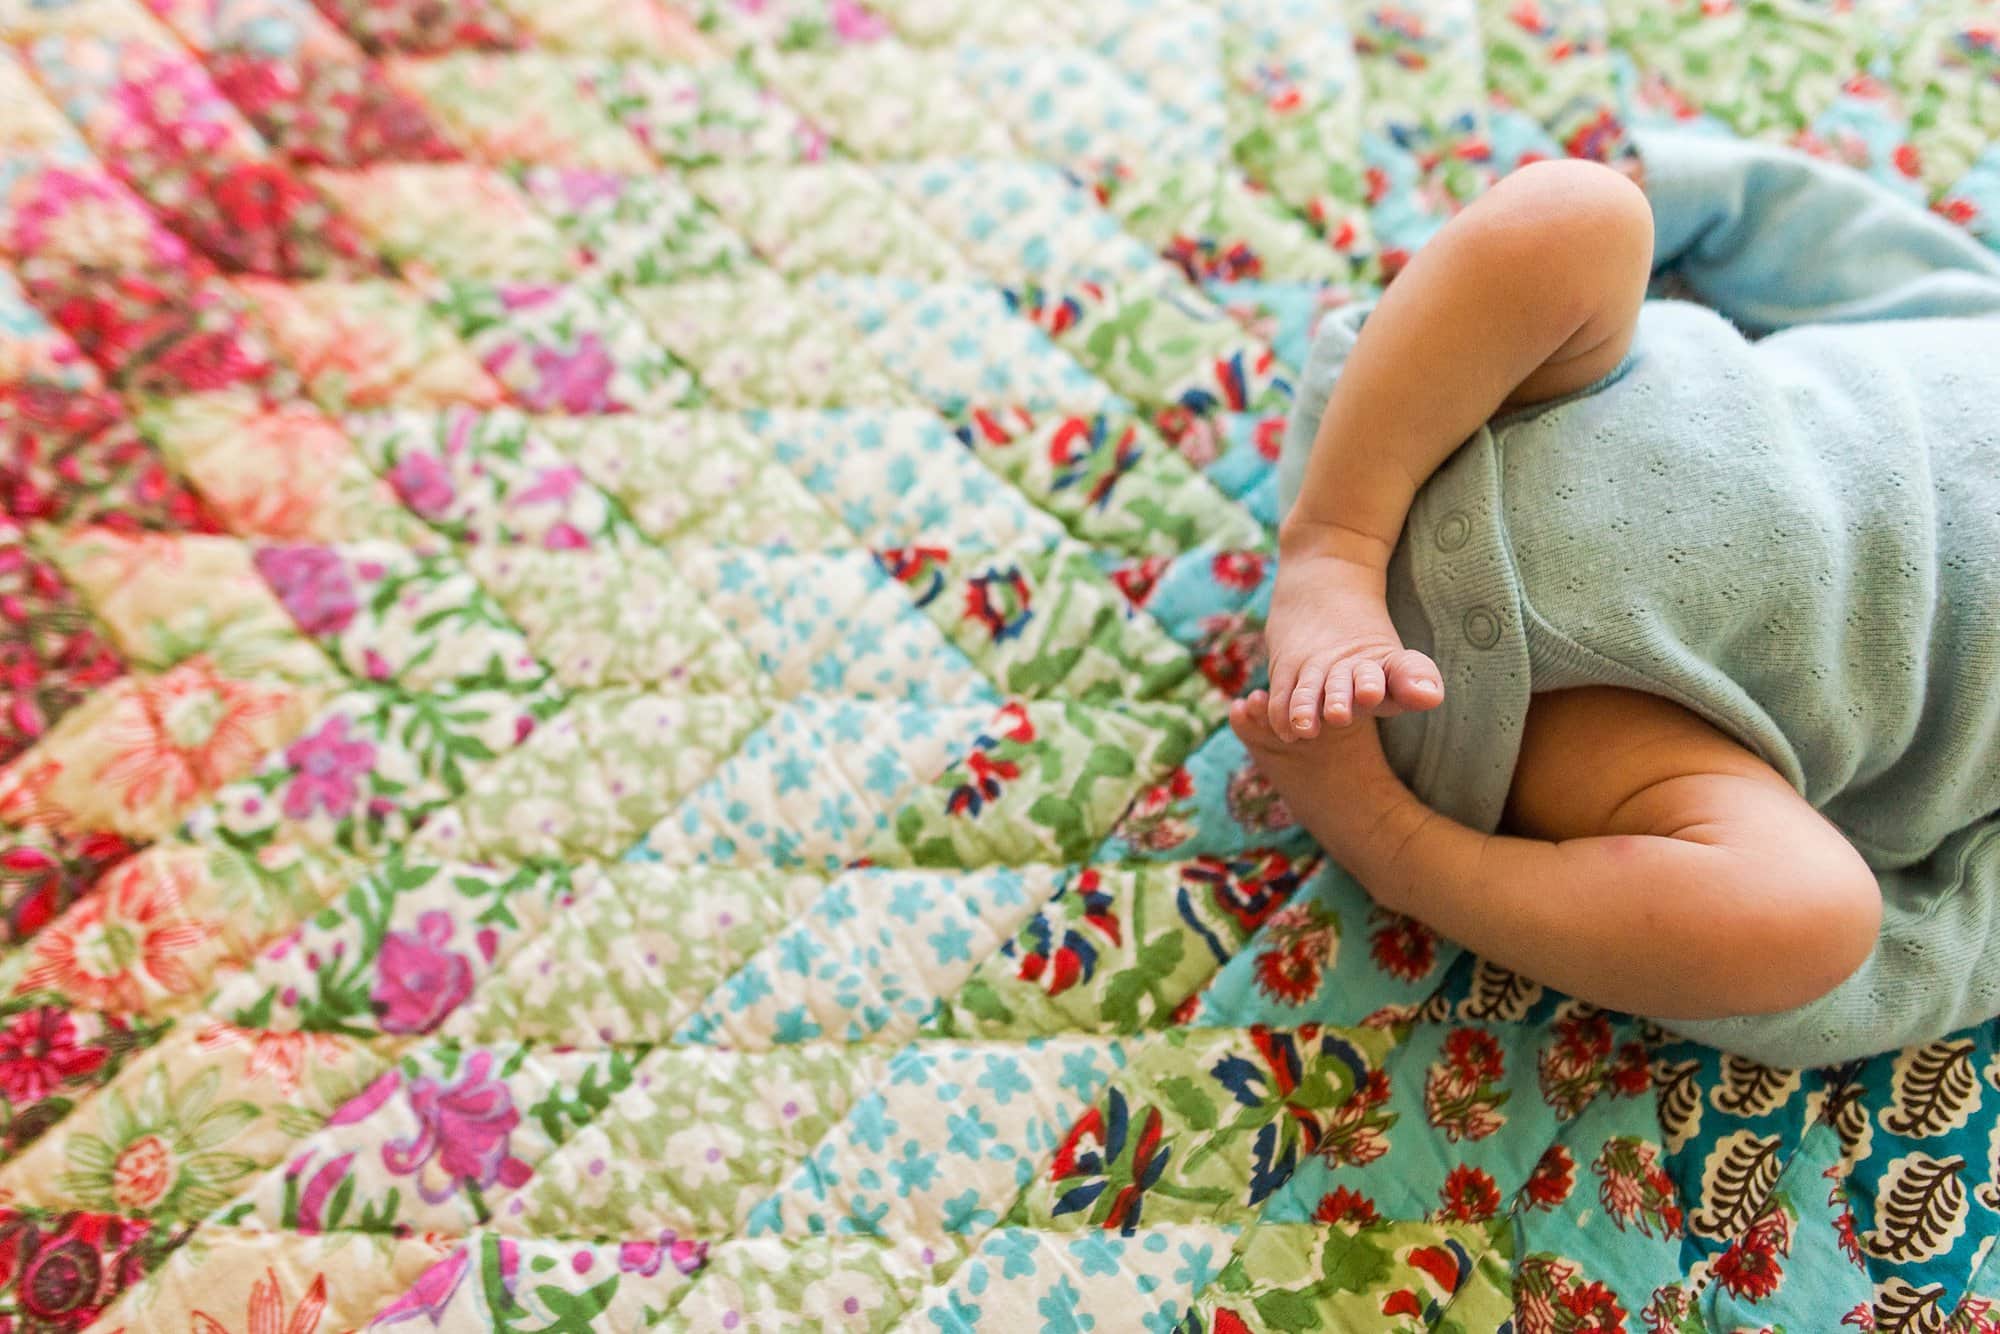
[370,1245,471,1327]
[523,334,619,414]
[371,911,474,1035]
[619,1230,709,1278]
[541,521,590,551]
[513,464,583,507]
[108,56,234,160]
[830,0,890,40]
[498,283,562,312]
[389,452,457,521]
[281,714,377,820]
[291,1149,357,1232]
[0,1006,107,1103]
[549,169,623,211]
[254,545,359,637]
[327,1068,401,1128]
[381,1049,534,1204]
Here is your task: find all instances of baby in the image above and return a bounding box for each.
[1231,125,2000,1071]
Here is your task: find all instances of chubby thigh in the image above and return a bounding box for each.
[1500,684,1826,843]
[1651,814,2000,1069]
[1498,683,1896,1063]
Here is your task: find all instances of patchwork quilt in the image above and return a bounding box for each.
[0,0,1997,1328]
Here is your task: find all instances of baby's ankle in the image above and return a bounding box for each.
[1277,515,1396,571]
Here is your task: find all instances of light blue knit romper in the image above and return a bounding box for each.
[1277,125,2000,1070]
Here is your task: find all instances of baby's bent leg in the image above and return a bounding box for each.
[1658,818,2000,1070]
[1283,158,1653,561]
[1267,160,1653,742]
[1234,684,1883,1035]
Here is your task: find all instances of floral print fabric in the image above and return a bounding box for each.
[0,0,1996,1331]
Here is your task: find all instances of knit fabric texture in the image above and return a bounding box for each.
[1277,124,2000,1070]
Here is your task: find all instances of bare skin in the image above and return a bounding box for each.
[1232,157,1883,1025]
[1263,158,1654,739]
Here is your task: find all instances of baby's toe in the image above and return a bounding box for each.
[1384,649,1444,711]
[1231,694,1282,750]
[1263,681,1294,739]
[1321,664,1354,726]
[1351,658,1387,712]
[1288,661,1330,739]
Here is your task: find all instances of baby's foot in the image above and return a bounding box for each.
[1229,690,1315,768]
[1226,690,1361,857]
[1229,692,1421,907]
[1263,549,1443,741]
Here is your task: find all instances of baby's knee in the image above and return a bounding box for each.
[1649,923,1883,1071]
[1487,158,1655,276]
[1460,157,1655,340]
[1501,157,1652,228]
[1644,872,1884,1069]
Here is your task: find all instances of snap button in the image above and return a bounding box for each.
[1463,606,1501,649]
[1435,510,1470,552]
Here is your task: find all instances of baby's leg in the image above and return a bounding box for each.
[1661,814,2000,1069]
[1287,157,1655,540]
[1230,684,1884,1036]
[1269,159,1653,739]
